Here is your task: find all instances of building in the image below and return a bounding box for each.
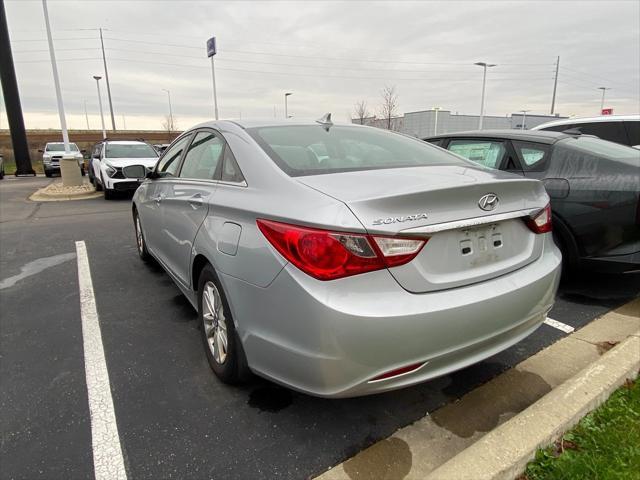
[354,110,567,138]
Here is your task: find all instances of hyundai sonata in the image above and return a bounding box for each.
[132,117,561,397]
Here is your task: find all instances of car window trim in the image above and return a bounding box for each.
[155,132,194,178]
[175,127,248,187]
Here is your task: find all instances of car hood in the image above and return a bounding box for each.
[103,157,158,168]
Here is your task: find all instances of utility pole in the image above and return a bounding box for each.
[162,88,173,130]
[99,28,116,131]
[433,107,441,135]
[122,114,126,130]
[550,56,560,115]
[83,98,90,129]
[0,0,34,175]
[474,62,496,129]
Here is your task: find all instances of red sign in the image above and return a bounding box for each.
[601,108,613,115]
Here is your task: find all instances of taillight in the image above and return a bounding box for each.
[257,219,427,280]
[525,203,553,234]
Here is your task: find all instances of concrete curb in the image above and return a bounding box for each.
[426,331,640,480]
[29,184,102,202]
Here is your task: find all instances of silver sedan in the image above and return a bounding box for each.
[132,118,561,398]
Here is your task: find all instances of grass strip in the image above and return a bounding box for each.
[522,377,640,480]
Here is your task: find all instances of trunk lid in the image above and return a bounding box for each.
[298,165,549,292]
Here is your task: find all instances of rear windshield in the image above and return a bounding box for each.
[247,125,467,176]
[105,143,158,159]
[46,143,79,152]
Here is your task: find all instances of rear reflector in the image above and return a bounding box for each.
[257,219,427,280]
[525,203,553,234]
[369,362,425,382]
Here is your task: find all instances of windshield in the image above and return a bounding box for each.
[247,125,468,176]
[560,136,640,167]
[105,143,158,159]
[46,143,79,152]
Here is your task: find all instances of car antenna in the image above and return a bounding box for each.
[316,113,333,131]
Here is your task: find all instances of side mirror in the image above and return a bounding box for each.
[122,164,147,179]
[92,153,100,159]
[81,149,87,154]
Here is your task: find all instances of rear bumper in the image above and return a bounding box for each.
[223,234,562,398]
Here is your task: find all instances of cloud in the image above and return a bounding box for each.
[3,0,638,131]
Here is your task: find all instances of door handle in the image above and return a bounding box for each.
[188,194,204,208]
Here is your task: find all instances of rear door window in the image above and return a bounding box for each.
[179,131,224,180]
[511,141,550,171]
[446,139,507,169]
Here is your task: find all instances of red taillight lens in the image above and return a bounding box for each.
[257,219,427,280]
[525,203,553,234]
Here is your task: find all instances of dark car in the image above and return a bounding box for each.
[424,130,640,273]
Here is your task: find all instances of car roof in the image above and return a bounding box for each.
[424,129,572,145]
[532,114,640,130]
[191,118,366,130]
[46,141,78,145]
[102,140,150,145]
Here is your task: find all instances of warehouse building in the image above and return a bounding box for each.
[356,110,566,138]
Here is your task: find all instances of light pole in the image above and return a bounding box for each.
[520,110,530,130]
[598,87,610,112]
[284,92,292,118]
[83,98,90,130]
[206,36,219,120]
[433,107,441,135]
[162,88,173,131]
[93,76,106,139]
[42,0,81,186]
[474,62,496,129]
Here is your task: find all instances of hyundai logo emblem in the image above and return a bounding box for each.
[478,193,499,211]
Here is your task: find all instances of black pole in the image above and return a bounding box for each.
[0,0,34,175]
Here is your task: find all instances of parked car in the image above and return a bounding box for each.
[132,119,561,397]
[0,153,4,179]
[424,130,640,273]
[153,144,170,154]
[88,140,159,199]
[532,114,639,149]
[39,142,86,177]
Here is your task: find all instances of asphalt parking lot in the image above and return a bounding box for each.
[1,176,638,480]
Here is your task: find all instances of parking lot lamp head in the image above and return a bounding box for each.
[284,92,293,118]
[474,62,497,130]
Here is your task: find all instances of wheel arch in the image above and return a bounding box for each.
[551,209,580,266]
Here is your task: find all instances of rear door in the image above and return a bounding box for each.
[158,130,223,285]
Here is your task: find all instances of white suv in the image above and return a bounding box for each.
[89,140,159,199]
[40,142,85,177]
[533,114,639,149]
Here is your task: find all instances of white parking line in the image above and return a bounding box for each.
[76,241,128,480]
[544,317,575,334]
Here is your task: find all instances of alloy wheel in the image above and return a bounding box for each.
[202,281,228,364]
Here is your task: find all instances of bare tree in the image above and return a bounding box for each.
[354,100,369,125]
[379,85,398,130]
[162,115,178,140]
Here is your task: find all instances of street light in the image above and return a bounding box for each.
[597,87,610,112]
[520,110,530,130]
[93,76,106,139]
[474,62,496,129]
[162,88,173,131]
[284,92,293,118]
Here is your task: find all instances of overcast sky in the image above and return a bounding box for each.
[2,0,639,131]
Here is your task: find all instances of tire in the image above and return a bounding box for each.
[95,173,103,191]
[104,187,114,200]
[0,168,4,180]
[44,169,52,178]
[133,209,152,262]
[80,166,86,177]
[197,265,250,384]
